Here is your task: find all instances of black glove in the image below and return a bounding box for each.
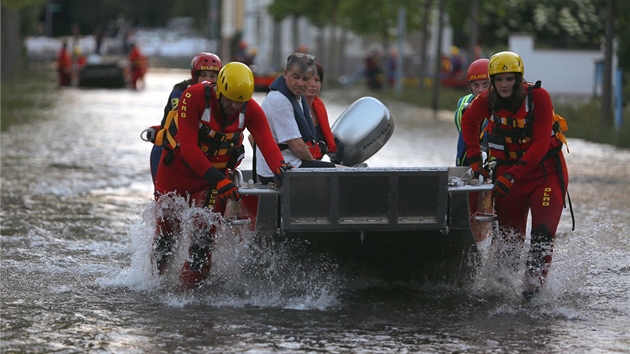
[202,167,240,205]
[273,161,293,186]
[203,167,227,186]
[493,173,515,198]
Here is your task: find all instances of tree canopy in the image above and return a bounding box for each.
[267,0,628,74]
[446,0,607,50]
[8,0,628,72]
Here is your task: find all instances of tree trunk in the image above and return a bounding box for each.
[602,0,615,125]
[418,0,433,91]
[432,0,445,115]
[1,6,21,80]
[467,0,479,63]
[272,20,282,71]
[328,1,340,88]
[292,15,299,53]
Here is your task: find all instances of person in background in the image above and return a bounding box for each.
[295,45,309,54]
[128,42,147,90]
[154,62,291,289]
[461,51,569,300]
[71,45,87,86]
[450,46,464,77]
[143,52,223,189]
[255,53,335,184]
[364,49,383,89]
[304,61,339,162]
[385,47,398,87]
[56,41,73,87]
[454,58,490,166]
[247,46,258,67]
[233,39,255,66]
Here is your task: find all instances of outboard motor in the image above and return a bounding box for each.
[331,96,394,166]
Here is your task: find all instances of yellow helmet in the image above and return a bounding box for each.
[217,62,254,102]
[488,51,524,76]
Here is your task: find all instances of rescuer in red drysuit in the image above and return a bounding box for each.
[461,51,569,300]
[57,42,73,87]
[143,52,223,188]
[154,62,291,289]
[128,43,147,90]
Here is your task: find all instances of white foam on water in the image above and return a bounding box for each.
[98,194,343,310]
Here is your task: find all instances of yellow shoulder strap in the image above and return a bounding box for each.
[155,109,178,148]
[165,110,179,150]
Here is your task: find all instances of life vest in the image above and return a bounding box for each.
[487,81,573,227]
[268,76,325,160]
[486,80,569,163]
[156,83,246,170]
[311,96,337,153]
[159,80,191,126]
[456,93,489,166]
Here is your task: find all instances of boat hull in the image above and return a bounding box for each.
[78,63,127,88]
[236,167,493,281]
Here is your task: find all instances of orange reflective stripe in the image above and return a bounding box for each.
[212,161,228,169]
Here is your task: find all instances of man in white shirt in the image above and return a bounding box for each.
[255,53,335,184]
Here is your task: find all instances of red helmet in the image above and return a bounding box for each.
[190,52,222,78]
[466,58,489,81]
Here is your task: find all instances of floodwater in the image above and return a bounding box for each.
[1,68,629,353]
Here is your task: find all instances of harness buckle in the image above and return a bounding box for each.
[140,127,157,143]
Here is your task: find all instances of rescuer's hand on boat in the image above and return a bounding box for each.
[469,156,490,180]
[203,166,240,202]
[215,178,241,202]
[273,161,293,186]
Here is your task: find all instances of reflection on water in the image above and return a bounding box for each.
[1,68,629,353]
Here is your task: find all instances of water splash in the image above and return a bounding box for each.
[99,194,342,310]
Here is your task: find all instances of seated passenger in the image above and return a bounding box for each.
[304,61,339,162]
[255,53,335,184]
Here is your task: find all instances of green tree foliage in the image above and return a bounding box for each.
[12,0,629,80]
[268,0,426,43]
[172,0,212,32]
[48,0,175,36]
[267,0,311,21]
[448,0,607,49]
[616,0,630,73]
[1,0,46,10]
[337,0,427,42]
[28,0,210,37]
[1,0,47,36]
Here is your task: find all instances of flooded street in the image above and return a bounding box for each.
[1,68,629,353]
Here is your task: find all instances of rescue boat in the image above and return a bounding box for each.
[77,55,128,88]
[232,97,495,281]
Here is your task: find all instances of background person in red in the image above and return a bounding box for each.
[56,41,72,87]
[128,42,147,90]
[154,62,290,289]
[461,51,569,300]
